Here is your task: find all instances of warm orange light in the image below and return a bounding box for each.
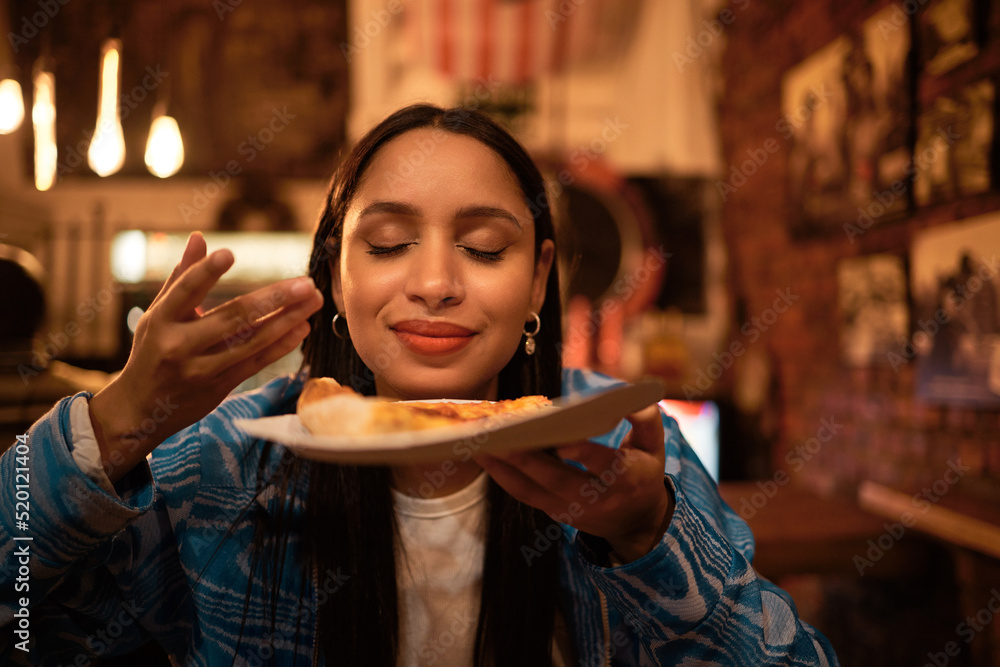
[32,69,56,191]
[0,79,25,134]
[144,110,184,177]
[87,39,126,176]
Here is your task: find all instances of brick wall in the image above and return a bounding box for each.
[718,0,1000,493]
[719,3,1000,663]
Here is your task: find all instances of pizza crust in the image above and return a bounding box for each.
[296,377,552,437]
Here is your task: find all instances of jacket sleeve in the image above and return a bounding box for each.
[0,394,194,665]
[569,411,839,666]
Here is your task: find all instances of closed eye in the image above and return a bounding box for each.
[366,243,411,257]
[462,246,506,262]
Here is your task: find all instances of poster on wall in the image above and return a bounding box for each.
[909,213,1000,407]
[918,0,981,78]
[837,254,910,367]
[783,5,912,236]
[914,79,996,206]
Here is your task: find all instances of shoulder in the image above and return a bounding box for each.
[560,367,627,396]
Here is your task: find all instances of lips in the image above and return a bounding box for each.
[392,320,476,356]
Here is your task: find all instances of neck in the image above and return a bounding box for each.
[374,376,500,401]
[392,458,484,499]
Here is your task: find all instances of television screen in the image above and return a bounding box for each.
[659,400,720,482]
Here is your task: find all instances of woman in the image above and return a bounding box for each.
[0,105,838,666]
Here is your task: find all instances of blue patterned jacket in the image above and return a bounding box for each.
[0,369,837,666]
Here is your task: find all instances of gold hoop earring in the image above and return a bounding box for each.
[332,313,349,340]
[522,312,541,356]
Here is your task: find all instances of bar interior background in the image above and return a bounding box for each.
[1,1,999,665]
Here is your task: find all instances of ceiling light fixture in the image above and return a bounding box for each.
[87,38,126,177]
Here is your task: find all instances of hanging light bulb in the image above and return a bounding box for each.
[144,103,184,177]
[87,38,125,177]
[0,78,25,134]
[32,67,57,191]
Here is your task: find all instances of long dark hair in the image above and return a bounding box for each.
[250,104,564,666]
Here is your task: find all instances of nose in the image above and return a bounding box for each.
[404,244,465,309]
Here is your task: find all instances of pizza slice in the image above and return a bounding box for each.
[296,377,552,437]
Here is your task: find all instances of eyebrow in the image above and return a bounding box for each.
[454,205,522,229]
[357,201,522,229]
[357,201,420,219]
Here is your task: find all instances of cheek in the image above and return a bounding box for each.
[477,268,535,324]
[340,258,393,311]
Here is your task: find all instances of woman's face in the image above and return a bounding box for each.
[331,128,554,400]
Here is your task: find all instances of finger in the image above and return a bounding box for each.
[622,405,666,455]
[158,249,235,320]
[151,232,207,309]
[485,450,593,502]
[218,320,312,389]
[199,285,322,366]
[192,277,321,353]
[477,454,566,514]
[555,441,623,476]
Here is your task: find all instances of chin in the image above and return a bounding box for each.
[380,364,500,401]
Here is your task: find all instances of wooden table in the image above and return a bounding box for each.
[718,481,934,579]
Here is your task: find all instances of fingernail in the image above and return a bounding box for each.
[291,277,315,295]
[210,250,233,269]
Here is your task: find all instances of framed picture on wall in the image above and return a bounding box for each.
[917,0,984,79]
[783,5,913,237]
[909,213,1000,407]
[837,254,910,367]
[914,78,996,206]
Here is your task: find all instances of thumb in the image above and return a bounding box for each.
[622,404,665,455]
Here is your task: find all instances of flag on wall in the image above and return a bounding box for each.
[400,0,632,84]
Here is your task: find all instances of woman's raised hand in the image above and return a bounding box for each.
[88,232,324,482]
[477,404,674,564]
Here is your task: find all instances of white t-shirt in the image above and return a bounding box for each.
[393,473,490,667]
[392,475,573,667]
